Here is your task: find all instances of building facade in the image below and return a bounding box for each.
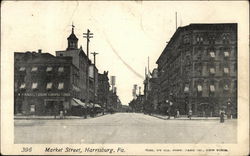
[56,26,98,103]
[97,71,110,108]
[156,23,237,117]
[14,51,81,115]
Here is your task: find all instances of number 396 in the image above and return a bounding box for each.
[21,147,32,152]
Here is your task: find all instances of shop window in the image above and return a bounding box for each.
[31,67,38,72]
[19,67,26,71]
[58,67,64,72]
[58,82,64,90]
[20,83,26,89]
[46,82,53,90]
[32,83,38,89]
[46,67,53,72]
[30,105,35,113]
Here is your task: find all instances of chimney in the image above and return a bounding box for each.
[38,49,42,53]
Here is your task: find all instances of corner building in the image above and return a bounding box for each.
[156,23,237,117]
[14,51,80,115]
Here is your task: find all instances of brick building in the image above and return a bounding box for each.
[56,26,98,103]
[14,51,82,115]
[97,71,110,108]
[156,23,237,117]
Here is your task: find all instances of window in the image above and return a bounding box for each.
[19,67,26,71]
[210,68,215,74]
[210,51,215,58]
[224,84,229,91]
[31,67,38,72]
[46,82,53,90]
[58,82,64,90]
[224,67,229,74]
[184,84,189,92]
[197,85,202,92]
[196,35,203,44]
[32,83,38,89]
[58,67,64,72]
[46,67,53,72]
[224,51,229,57]
[210,85,215,92]
[20,83,26,89]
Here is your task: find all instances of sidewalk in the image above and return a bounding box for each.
[150,114,222,120]
[14,113,107,120]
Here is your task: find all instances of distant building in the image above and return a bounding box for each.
[156,23,237,117]
[97,71,110,108]
[14,51,81,115]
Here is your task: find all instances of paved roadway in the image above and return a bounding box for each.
[14,113,237,144]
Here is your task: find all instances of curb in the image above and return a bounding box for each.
[14,113,108,120]
[150,114,221,120]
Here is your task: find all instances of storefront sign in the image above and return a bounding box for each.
[18,92,70,97]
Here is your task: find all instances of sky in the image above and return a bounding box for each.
[2,1,248,105]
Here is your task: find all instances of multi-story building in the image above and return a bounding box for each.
[56,26,92,102]
[156,23,237,117]
[14,50,82,115]
[97,71,110,108]
[88,64,99,103]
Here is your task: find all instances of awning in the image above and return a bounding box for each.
[94,104,101,108]
[71,98,86,108]
[86,103,93,107]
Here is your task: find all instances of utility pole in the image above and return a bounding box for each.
[91,52,99,103]
[83,29,93,103]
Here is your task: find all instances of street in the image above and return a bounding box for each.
[14,113,237,144]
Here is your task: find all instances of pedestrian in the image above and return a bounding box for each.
[167,107,171,119]
[176,110,180,118]
[59,110,63,119]
[220,110,225,123]
[188,109,192,120]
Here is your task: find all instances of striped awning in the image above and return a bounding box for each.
[71,98,86,108]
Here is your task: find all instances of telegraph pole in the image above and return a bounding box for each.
[83,29,93,103]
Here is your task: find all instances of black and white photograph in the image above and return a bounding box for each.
[1,1,249,155]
